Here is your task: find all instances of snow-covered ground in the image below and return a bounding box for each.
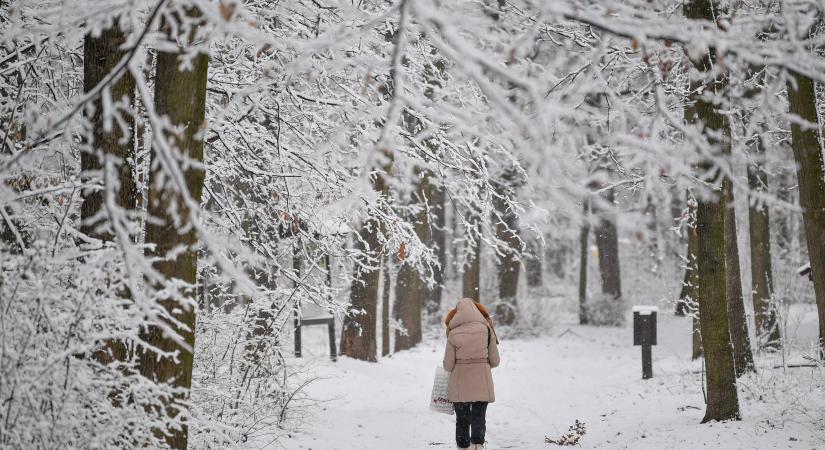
[269,303,824,450]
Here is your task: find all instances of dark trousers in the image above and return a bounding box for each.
[454,401,488,447]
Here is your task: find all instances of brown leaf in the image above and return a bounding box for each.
[398,242,407,261]
[219,1,237,21]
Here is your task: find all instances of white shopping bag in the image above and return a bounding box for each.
[429,366,454,415]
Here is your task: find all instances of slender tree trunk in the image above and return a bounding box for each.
[381,255,391,357]
[81,23,137,242]
[422,56,447,320]
[786,71,825,356]
[723,178,756,376]
[692,315,703,360]
[578,199,590,325]
[684,0,740,423]
[138,10,209,449]
[462,212,481,302]
[342,139,392,361]
[747,139,780,350]
[677,195,703,359]
[676,193,697,316]
[644,193,662,270]
[394,261,422,351]
[594,187,622,310]
[493,173,521,325]
[450,202,461,281]
[676,267,689,316]
[342,216,382,362]
[695,186,740,421]
[524,237,543,288]
[425,181,447,319]
[394,174,429,351]
[82,22,136,367]
[774,172,794,253]
[689,208,703,360]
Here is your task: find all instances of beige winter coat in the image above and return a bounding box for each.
[442,298,501,403]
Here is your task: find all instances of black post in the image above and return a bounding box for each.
[328,320,337,362]
[642,344,652,379]
[294,311,301,357]
[633,306,658,380]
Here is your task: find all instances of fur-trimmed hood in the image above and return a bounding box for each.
[448,298,487,330]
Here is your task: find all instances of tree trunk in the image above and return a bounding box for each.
[594,187,622,306]
[578,199,590,325]
[462,212,482,302]
[786,71,825,356]
[393,260,423,351]
[723,178,756,376]
[695,187,740,421]
[684,0,740,423]
[493,172,521,325]
[138,10,209,449]
[342,140,392,361]
[676,267,689,316]
[394,174,430,351]
[82,21,136,367]
[342,216,381,362]
[677,195,703,359]
[81,23,137,242]
[774,172,794,253]
[381,255,391,357]
[747,139,780,350]
[524,237,543,288]
[425,181,447,319]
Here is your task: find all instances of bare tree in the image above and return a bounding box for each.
[786,70,825,356]
[747,136,779,349]
[594,186,622,309]
[723,173,756,375]
[578,199,590,325]
[81,20,136,368]
[684,0,740,423]
[381,255,391,357]
[462,211,482,302]
[138,9,210,449]
[493,168,521,325]
[394,172,429,351]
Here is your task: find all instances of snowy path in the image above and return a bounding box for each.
[277,310,823,450]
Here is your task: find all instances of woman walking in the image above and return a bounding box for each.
[443,298,501,450]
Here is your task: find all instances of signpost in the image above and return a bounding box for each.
[632,306,658,379]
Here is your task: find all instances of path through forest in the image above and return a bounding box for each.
[274,306,823,450]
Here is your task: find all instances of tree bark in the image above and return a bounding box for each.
[684,0,740,423]
[381,255,391,357]
[786,71,825,356]
[493,173,521,326]
[578,199,590,325]
[677,195,703,359]
[138,10,209,449]
[594,187,622,306]
[694,186,740,421]
[425,181,447,319]
[394,174,429,351]
[747,139,780,350]
[342,215,382,362]
[81,22,137,242]
[723,178,756,376]
[462,212,482,302]
[342,139,392,361]
[81,21,136,367]
[524,237,543,288]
